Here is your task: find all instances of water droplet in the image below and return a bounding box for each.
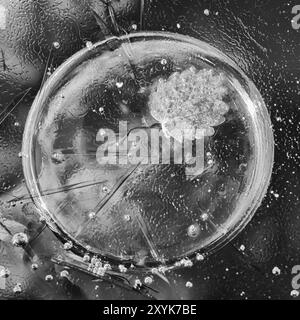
[176,23,181,29]
[185,281,193,288]
[187,224,200,238]
[14,121,20,127]
[12,233,28,247]
[161,59,167,65]
[131,24,137,31]
[99,107,104,113]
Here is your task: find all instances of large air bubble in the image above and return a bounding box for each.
[22,32,274,268]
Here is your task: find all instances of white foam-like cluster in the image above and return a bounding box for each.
[149,67,229,141]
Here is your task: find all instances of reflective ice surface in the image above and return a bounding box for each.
[22,32,274,268]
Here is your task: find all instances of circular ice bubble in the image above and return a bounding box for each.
[22,32,274,268]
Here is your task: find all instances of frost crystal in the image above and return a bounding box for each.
[149,67,229,141]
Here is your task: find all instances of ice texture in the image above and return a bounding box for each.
[149,67,229,140]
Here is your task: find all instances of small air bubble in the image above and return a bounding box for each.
[196,253,205,261]
[63,241,73,250]
[200,213,209,221]
[0,267,10,278]
[182,258,193,268]
[51,152,65,164]
[98,129,106,137]
[291,290,299,298]
[116,81,124,89]
[53,41,60,49]
[204,9,210,16]
[60,270,70,278]
[118,265,128,273]
[187,224,200,238]
[31,264,38,271]
[89,212,96,220]
[151,268,158,274]
[13,283,22,294]
[124,214,131,222]
[144,276,153,285]
[12,233,28,247]
[86,41,93,50]
[104,263,111,271]
[272,266,281,276]
[186,281,193,288]
[134,279,142,289]
[161,59,168,65]
[83,254,90,262]
[45,275,54,282]
[102,186,110,193]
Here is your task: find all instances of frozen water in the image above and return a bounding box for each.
[22,32,274,268]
